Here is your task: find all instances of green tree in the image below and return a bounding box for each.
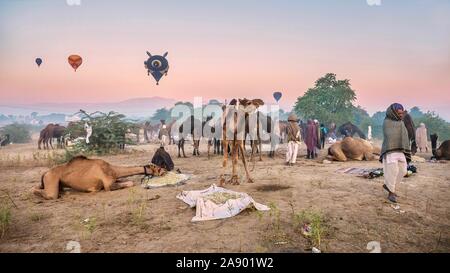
[0,123,31,143]
[352,106,373,137]
[294,73,356,125]
[369,107,450,140]
[415,112,450,140]
[65,110,135,155]
[151,108,171,123]
[409,106,424,119]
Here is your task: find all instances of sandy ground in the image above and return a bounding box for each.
[0,137,449,253]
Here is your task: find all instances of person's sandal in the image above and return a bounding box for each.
[388,193,397,203]
[383,184,400,197]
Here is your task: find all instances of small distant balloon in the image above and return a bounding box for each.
[273,91,282,102]
[35,58,42,67]
[144,51,169,85]
[68,55,83,71]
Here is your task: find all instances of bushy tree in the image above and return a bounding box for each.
[415,111,450,140]
[150,108,171,123]
[0,123,31,143]
[65,110,136,155]
[294,73,356,125]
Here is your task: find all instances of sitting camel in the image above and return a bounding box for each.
[33,155,166,200]
[337,122,366,139]
[327,137,381,162]
[430,134,450,160]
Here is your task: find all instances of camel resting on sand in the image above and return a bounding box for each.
[327,137,381,162]
[33,156,166,200]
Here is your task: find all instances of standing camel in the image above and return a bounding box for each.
[38,124,53,149]
[38,124,66,150]
[175,115,202,157]
[220,98,264,186]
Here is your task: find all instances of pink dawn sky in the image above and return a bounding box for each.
[0,0,449,119]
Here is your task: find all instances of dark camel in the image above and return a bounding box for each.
[430,134,450,160]
[337,122,366,139]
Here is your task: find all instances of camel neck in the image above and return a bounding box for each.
[111,165,145,178]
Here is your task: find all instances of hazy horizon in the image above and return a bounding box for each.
[1,0,449,119]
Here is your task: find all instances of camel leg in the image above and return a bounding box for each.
[38,137,43,150]
[101,176,116,192]
[239,141,253,183]
[334,150,347,162]
[222,140,229,167]
[207,140,211,159]
[33,173,59,200]
[110,181,135,190]
[229,141,239,185]
[364,152,376,161]
[193,140,200,156]
[182,139,187,157]
[259,139,262,161]
[250,140,256,162]
[220,140,229,186]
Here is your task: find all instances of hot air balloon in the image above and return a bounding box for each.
[144,51,169,85]
[273,91,282,102]
[68,55,82,71]
[35,58,42,67]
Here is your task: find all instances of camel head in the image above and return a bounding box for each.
[238,98,264,113]
[144,163,167,176]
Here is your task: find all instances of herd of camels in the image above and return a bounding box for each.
[33,98,450,199]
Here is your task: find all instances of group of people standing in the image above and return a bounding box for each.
[285,114,328,166]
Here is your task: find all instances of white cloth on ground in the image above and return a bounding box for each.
[176,184,270,222]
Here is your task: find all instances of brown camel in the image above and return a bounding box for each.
[220,98,264,186]
[33,155,166,200]
[38,124,66,150]
[327,137,381,162]
[38,124,54,149]
[430,134,450,160]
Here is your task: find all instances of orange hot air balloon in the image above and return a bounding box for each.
[68,55,82,71]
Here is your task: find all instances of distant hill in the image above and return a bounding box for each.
[0,97,177,118]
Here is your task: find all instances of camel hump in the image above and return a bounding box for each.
[68,155,89,163]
